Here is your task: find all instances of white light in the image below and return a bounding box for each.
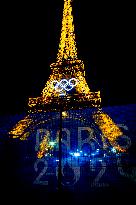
[49,141,56,146]
[59,93,66,96]
[52,78,78,92]
[56,159,59,161]
[73,152,80,157]
[111,147,116,153]
[69,78,78,87]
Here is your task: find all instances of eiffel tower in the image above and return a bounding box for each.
[9,0,126,157]
[28,0,101,113]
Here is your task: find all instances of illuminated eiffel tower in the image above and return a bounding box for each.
[28,0,101,113]
[9,0,126,157]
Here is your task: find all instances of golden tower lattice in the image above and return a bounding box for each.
[9,0,126,156]
[28,0,101,113]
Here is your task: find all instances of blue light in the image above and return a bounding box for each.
[69,151,81,157]
[69,152,73,155]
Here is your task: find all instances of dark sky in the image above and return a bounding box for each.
[1,0,135,115]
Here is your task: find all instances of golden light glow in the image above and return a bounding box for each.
[28,0,101,111]
[93,110,126,152]
[62,111,69,118]
[37,131,59,158]
[9,0,126,159]
[9,116,33,140]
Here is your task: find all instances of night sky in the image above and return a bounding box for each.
[1,0,135,115]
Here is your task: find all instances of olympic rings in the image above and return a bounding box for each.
[52,78,78,92]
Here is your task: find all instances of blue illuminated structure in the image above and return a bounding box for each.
[0,104,136,197]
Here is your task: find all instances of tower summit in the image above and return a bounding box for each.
[57,0,77,61]
[28,0,101,112]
